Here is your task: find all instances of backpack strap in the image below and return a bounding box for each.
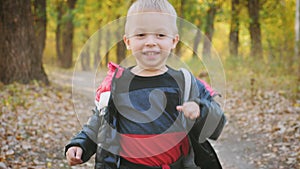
[179,68,199,168]
[180,68,192,102]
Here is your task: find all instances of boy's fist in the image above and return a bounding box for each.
[66,146,83,166]
[176,101,200,120]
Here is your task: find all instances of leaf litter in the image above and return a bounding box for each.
[220,87,300,169]
[0,81,299,169]
[0,82,93,169]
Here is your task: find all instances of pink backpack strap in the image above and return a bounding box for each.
[197,78,218,97]
[95,62,124,109]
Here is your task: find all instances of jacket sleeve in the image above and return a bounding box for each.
[64,108,100,163]
[188,75,226,143]
[65,131,97,163]
[65,62,122,163]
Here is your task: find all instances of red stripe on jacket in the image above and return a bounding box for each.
[120,132,189,166]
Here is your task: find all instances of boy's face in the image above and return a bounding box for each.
[124,13,179,70]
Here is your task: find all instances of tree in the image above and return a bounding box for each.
[247,0,263,58]
[116,41,126,64]
[229,0,240,57]
[115,14,126,64]
[33,0,47,61]
[296,0,300,99]
[295,0,300,60]
[174,0,185,57]
[56,0,77,68]
[202,2,220,58]
[175,0,203,59]
[193,29,202,58]
[55,0,63,68]
[105,29,111,66]
[0,0,49,84]
[81,18,91,71]
[94,28,102,69]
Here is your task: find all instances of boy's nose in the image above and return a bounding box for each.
[145,35,157,47]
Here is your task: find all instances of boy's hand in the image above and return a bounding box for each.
[176,101,200,120]
[66,146,83,166]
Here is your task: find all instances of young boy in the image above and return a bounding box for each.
[65,0,225,169]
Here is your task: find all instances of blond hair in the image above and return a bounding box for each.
[125,0,178,35]
[127,0,177,17]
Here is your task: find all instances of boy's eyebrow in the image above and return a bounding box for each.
[153,28,169,33]
[131,27,145,33]
[127,28,174,36]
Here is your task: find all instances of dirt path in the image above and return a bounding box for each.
[48,69,260,169]
[213,123,257,169]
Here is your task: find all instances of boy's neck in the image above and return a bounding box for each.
[131,65,168,77]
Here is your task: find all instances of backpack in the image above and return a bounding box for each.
[181,68,222,169]
[92,64,223,169]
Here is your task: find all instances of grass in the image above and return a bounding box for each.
[222,56,298,100]
[182,55,298,100]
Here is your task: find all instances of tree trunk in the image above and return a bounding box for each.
[81,21,90,71]
[62,0,76,68]
[31,0,49,84]
[0,0,49,84]
[115,15,126,64]
[295,0,300,60]
[105,30,111,66]
[81,44,90,71]
[55,1,63,67]
[94,32,102,69]
[248,0,263,58]
[202,4,217,58]
[116,41,126,64]
[33,0,47,60]
[56,0,77,68]
[229,0,240,57]
[175,0,185,57]
[295,0,300,100]
[192,29,202,58]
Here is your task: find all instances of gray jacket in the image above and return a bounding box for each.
[65,67,226,169]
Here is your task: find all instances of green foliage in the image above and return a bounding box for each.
[44,0,297,61]
[184,57,207,76]
[43,0,298,96]
[260,0,295,63]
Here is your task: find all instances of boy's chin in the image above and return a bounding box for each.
[139,63,167,70]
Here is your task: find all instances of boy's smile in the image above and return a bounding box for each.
[142,49,160,60]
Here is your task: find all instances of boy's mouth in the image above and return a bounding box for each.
[142,51,160,56]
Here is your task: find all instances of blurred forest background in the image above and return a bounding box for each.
[0,0,300,92]
[0,0,300,169]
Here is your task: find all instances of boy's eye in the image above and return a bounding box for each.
[157,34,166,38]
[136,33,145,37]
[133,33,168,39]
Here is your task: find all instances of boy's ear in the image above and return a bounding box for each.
[123,35,130,50]
[172,34,179,49]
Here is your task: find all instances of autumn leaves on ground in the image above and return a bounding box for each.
[0,80,95,169]
[0,66,299,169]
